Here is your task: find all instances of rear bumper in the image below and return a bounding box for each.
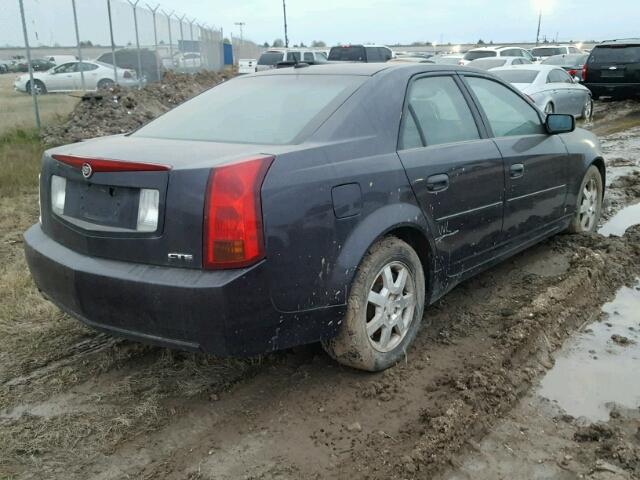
[584,82,640,95]
[24,224,343,356]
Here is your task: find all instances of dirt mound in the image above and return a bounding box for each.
[41,71,234,146]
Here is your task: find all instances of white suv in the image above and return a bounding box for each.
[530,45,584,62]
[256,49,327,72]
[459,46,534,65]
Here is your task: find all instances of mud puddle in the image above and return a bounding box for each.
[539,280,640,422]
[599,202,640,237]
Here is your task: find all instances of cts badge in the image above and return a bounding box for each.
[81,163,93,179]
[168,252,194,262]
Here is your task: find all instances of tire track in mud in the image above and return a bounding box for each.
[2,105,640,479]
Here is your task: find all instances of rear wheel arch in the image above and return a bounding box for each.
[591,157,606,194]
[385,225,435,300]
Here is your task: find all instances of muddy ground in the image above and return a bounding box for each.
[1,100,640,479]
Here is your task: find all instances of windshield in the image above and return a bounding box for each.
[133,75,365,145]
[532,47,563,57]
[463,50,497,61]
[492,69,539,84]
[589,45,640,64]
[328,46,366,61]
[258,52,283,66]
[469,58,507,69]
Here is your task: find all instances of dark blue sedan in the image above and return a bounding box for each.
[24,64,605,371]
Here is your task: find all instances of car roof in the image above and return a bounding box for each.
[532,44,572,48]
[251,63,472,77]
[470,56,523,61]
[467,46,508,52]
[598,38,640,46]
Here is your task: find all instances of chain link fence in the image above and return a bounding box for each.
[2,0,248,129]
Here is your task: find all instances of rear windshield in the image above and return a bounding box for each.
[542,54,588,66]
[589,45,640,64]
[258,52,283,65]
[492,69,539,84]
[328,46,366,61]
[463,50,497,61]
[133,75,365,145]
[532,47,563,57]
[469,58,506,69]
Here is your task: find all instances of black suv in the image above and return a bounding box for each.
[328,45,393,62]
[583,39,640,99]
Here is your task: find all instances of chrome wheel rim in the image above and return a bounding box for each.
[579,178,599,231]
[365,261,417,353]
[584,100,593,120]
[544,103,554,114]
[31,82,43,95]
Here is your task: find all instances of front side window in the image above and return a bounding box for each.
[399,76,480,149]
[465,76,544,137]
[53,62,77,74]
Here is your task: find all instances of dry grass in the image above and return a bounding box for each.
[0,74,79,136]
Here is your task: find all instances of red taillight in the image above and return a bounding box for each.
[52,154,171,172]
[123,70,132,79]
[568,69,577,77]
[203,156,274,269]
[582,63,587,82]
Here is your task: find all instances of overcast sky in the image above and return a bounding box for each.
[2,0,639,48]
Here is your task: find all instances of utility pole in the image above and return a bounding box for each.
[282,0,289,48]
[234,21,245,60]
[535,9,542,46]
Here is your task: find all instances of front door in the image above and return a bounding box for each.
[461,75,569,241]
[397,74,505,275]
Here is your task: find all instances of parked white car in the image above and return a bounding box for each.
[491,64,593,119]
[467,56,532,70]
[175,52,201,69]
[238,58,257,74]
[14,61,138,94]
[530,45,584,62]
[460,46,534,65]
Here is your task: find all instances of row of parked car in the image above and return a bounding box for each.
[253,39,640,121]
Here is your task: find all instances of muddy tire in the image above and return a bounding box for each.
[567,165,603,233]
[322,236,426,372]
[582,99,593,121]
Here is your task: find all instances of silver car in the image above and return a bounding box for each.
[491,64,593,119]
[467,56,532,70]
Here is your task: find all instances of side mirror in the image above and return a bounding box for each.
[545,113,575,134]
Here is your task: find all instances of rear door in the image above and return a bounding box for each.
[397,73,505,274]
[546,68,575,114]
[461,75,568,240]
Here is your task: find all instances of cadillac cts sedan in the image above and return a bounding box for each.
[25,64,605,371]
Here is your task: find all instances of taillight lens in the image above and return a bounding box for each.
[203,156,274,269]
[582,63,587,82]
[568,69,577,77]
[51,175,67,215]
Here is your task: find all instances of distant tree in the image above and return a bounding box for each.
[411,41,426,46]
[263,41,270,48]
[272,38,285,47]
[223,37,231,44]
[477,39,485,45]
[489,40,494,44]
[79,40,93,47]
[293,43,299,48]
[311,40,326,47]
[159,39,165,45]
[299,42,307,47]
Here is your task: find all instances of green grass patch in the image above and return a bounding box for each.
[0,127,44,198]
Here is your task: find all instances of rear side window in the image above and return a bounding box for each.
[303,52,314,62]
[328,46,367,61]
[399,76,480,149]
[464,50,497,61]
[258,52,283,65]
[547,69,572,84]
[589,45,640,64]
[133,75,365,145]
[465,76,544,137]
[366,47,382,62]
[286,51,301,62]
[492,69,539,84]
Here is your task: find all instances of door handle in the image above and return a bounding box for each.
[426,174,449,192]
[510,163,525,179]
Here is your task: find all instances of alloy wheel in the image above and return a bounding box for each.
[365,261,417,353]
[579,178,599,231]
